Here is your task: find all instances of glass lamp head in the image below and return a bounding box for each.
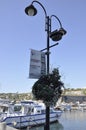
[50,28,67,41]
[59,28,67,35]
[25,4,37,16]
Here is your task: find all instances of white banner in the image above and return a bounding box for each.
[29,49,46,79]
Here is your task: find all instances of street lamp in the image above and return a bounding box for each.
[25,1,67,130]
[49,15,66,41]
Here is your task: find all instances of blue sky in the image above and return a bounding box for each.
[0,0,86,93]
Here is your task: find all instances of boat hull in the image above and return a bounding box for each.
[2,111,62,128]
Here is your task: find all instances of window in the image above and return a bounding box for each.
[14,106,21,112]
[41,110,45,114]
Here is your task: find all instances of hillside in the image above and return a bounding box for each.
[0,88,86,101]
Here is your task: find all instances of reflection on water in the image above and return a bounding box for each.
[23,111,86,130]
[60,111,86,130]
[26,122,63,130]
[50,122,64,130]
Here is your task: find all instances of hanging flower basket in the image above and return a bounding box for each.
[32,68,64,106]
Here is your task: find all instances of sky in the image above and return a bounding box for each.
[0,0,86,93]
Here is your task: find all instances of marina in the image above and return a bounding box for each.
[0,98,86,129]
[0,99,62,129]
[23,111,86,130]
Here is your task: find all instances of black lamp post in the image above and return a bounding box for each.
[25,1,66,130]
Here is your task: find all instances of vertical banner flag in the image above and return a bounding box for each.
[29,49,46,79]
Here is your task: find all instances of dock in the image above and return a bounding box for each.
[0,122,18,130]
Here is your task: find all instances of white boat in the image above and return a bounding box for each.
[0,100,62,128]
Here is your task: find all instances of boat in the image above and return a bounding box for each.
[0,100,62,128]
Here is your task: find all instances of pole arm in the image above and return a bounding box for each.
[50,15,63,33]
[32,0,47,17]
[31,1,49,32]
[50,15,62,28]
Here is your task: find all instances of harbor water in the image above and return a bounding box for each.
[22,111,86,130]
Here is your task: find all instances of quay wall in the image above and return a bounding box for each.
[62,95,86,103]
[0,122,18,130]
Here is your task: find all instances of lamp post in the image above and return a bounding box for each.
[24,1,66,130]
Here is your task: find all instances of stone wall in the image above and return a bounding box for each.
[62,95,86,103]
